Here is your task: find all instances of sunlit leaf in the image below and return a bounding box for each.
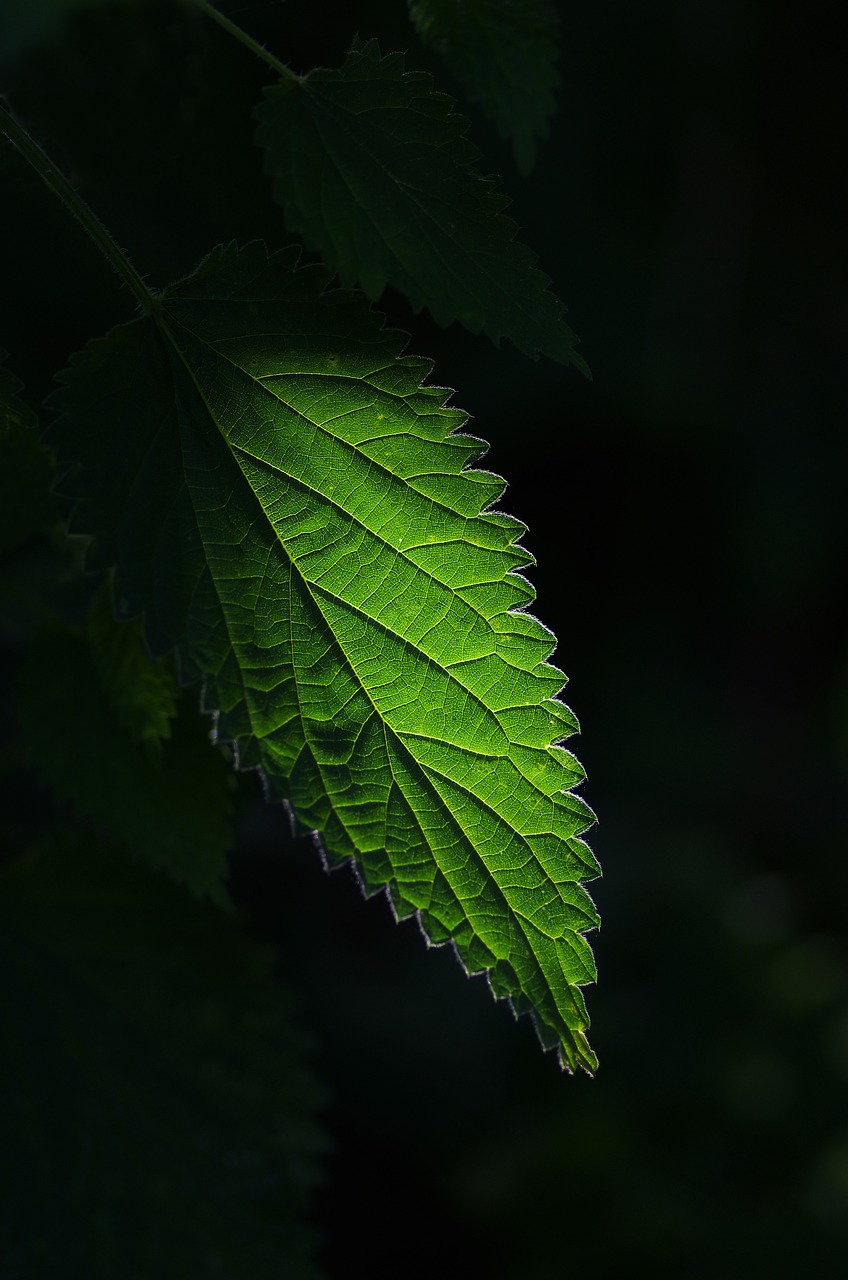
[48,241,599,1069]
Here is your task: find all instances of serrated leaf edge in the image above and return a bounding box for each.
[47,240,599,1072]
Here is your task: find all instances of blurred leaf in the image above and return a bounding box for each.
[16,627,235,903]
[0,0,129,64]
[255,38,587,370]
[0,835,327,1279]
[0,348,56,551]
[408,0,560,175]
[47,241,599,1070]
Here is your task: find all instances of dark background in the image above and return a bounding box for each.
[2,0,846,1274]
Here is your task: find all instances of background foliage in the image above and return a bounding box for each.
[1,0,846,1276]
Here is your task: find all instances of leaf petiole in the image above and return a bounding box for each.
[0,100,159,317]
[190,0,301,83]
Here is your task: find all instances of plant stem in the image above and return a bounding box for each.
[191,0,301,82]
[0,100,159,316]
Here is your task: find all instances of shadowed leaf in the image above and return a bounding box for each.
[409,0,560,175]
[0,349,56,551]
[86,580,179,754]
[255,39,587,371]
[0,836,327,1279]
[16,627,235,903]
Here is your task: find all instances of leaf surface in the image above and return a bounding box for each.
[255,39,587,371]
[16,626,235,903]
[0,836,326,1279]
[87,580,179,754]
[409,0,560,175]
[48,243,599,1069]
[0,349,56,551]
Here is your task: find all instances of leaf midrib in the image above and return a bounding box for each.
[164,310,529,631]
[163,311,574,812]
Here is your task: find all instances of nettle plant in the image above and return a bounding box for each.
[1,0,598,1269]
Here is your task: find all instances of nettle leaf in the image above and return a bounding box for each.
[409,0,560,175]
[0,836,326,1279]
[0,348,57,551]
[48,242,599,1070]
[255,39,587,372]
[87,580,179,753]
[16,627,235,903]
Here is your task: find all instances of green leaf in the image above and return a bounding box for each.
[48,242,599,1071]
[16,626,235,904]
[409,0,560,175]
[87,580,179,754]
[0,348,57,551]
[0,835,327,1279]
[254,39,587,372]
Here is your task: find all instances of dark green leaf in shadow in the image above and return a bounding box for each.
[409,0,560,175]
[255,39,587,371]
[0,348,57,551]
[16,626,235,903]
[86,580,179,755]
[0,836,327,1279]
